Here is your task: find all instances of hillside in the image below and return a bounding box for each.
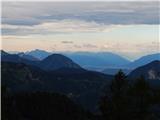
[2,91,89,120]
[1,61,112,111]
[129,60,160,80]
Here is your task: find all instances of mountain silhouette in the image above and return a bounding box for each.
[23,50,131,70]
[1,51,82,71]
[127,53,160,69]
[39,54,82,71]
[1,50,9,56]
[1,50,38,67]
[129,60,160,80]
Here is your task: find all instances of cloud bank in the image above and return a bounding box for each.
[2,19,123,35]
[2,1,159,35]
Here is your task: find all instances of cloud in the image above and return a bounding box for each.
[2,2,159,36]
[73,45,82,48]
[83,44,98,48]
[2,19,122,35]
[61,41,74,44]
[100,41,160,53]
[2,2,159,25]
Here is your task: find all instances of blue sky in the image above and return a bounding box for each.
[1,1,160,60]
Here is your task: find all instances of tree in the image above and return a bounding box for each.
[127,76,153,120]
[99,70,129,120]
[99,72,156,120]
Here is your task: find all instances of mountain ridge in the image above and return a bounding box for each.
[1,51,83,71]
[129,60,160,80]
[127,53,160,69]
[25,49,52,60]
[39,54,82,71]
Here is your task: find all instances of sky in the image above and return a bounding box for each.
[1,1,160,60]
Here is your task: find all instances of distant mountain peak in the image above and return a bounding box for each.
[25,49,52,60]
[17,52,39,61]
[46,53,68,58]
[32,49,49,52]
[1,50,9,56]
[39,54,82,71]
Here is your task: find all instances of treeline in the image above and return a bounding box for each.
[2,71,160,120]
[2,90,92,120]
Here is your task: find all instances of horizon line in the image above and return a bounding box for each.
[1,49,160,61]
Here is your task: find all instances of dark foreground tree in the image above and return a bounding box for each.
[127,76,153,120]
[99,70,129,120]
[99,71,159,120]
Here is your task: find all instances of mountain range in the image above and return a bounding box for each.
[1,50,36,66]
[2,49,160,74]
[63,52,130,70]
[4,49,160,75]
[127,53,160,69]
[24,50,131,70]
[1,50,160,111]
[1,50,113,111]
[1,50,82,71]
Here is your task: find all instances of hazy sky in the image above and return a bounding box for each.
[1,1,160,60]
